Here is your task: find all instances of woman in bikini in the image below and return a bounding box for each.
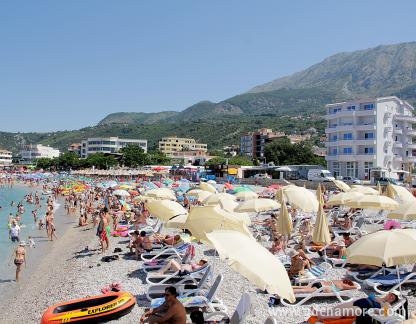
[292,279,358,293]
[10,242,26,282]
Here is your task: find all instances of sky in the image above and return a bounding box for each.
[1,0,416,133]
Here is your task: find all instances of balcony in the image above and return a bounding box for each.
[355,124,376,131]
[394,115,416,123]
[355,109,376,116]
[393,142,403,148]
[393,155,403,162]
[406,129,416,137]
[354,139,377,145]
[385,112,393,118]
[405,143,416,149]
[393,128,403,134]
[405,156,416,163]
[325,127,337,134]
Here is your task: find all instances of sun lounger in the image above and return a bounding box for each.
[347,266,403,283]
[366,294,408,323]
[280,279,361,307]
[204,292,251,324]
[146,263,210,285]
[146,265,212,300]
[365,271,416,294]
[293,262,332,286]
[150,274,226,313]
[143,252,191,273]
[140,243,190,261]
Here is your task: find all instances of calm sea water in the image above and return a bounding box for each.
[0,185,48,275]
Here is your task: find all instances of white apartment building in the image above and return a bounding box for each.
[80,137,147,158]
[19,144,60,164]
[325,96,416,180]
[0,149,12,165]
[158,137,207,157]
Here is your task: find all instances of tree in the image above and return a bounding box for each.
[56,152,81,170]
[228,155,254,166]
[85,153,118,169]
[205,157,226,169]
[36,157,54,170]
[147,150,171,165]
[120,144,150,167]
[265,137,324,165]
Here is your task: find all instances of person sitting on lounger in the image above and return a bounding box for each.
[288,249,311,278]
[269,236,284,255]
[292,279,358,293]
[312,291,399,324]
[294,242,315,266]
[325,241,347,259]
[156,258,208,275]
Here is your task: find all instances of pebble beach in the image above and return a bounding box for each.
[1,188,416,324]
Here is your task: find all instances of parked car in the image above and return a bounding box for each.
[374,177,402,185]
[252,173,272,179]
[342,176,362,184]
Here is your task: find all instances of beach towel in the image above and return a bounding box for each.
[367,272,412,286]
[150,295,207,309]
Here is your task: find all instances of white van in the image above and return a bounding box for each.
[307,169,335,182]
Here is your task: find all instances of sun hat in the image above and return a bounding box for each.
[287,249,299,258]
[18,241,26,246]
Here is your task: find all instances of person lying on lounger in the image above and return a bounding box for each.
[156,258,208,275]
[291,279,358,293]
[312,291,399,323]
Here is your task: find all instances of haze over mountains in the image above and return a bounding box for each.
[3,42,416,153]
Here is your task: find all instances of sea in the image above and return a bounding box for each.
[0,184,50,280]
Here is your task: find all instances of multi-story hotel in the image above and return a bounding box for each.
[80,137,147,158]
[19,144,60,164]
[325,96,416,180]
[0,149,13,165]
[158,137,207,157]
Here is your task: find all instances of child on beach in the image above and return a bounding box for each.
[28,236,35,248]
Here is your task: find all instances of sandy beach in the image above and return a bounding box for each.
[1,194,416,324]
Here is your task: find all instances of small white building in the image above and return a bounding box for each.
[325,96,416,180]
[19,144,60,164]
[0,149,12,165]
[80,137,148,158]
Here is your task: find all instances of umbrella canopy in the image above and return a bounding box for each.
[346,229,416,267]
[165,214,189,229]
[133,195,155,202]
[312,203,331,245]
[218,199,239,213]
[387,201,416,221]
[388,184,415,203]
[344,194,399,210]
[234,198,280,213]
[281,185,319,213]
[146,188,176,200]
[113,189,131,197]
[332,180,351,192]
[234,190,258,201]
[276,198,293,235]
[349,185,379,195]
[186,189,213,202]
[184,205,251,242]
[206,230,295,303]
[199,182,217,193]
[326,191,364,207]
[203,193,237,205]
[316,183,324,206]
[146,199,188,222]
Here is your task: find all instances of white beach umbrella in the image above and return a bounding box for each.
[146,199,188,222]
[326,191,364,207]
[113,189,130,197]
[199,181,217,193]
[234,198,280,213]
[202,193,237,205]
[146,188,176,200]
[280,185,319,213]
[186,189,213,202]
[206,230,295,303]
[344,195,399,210]
[184,205,251,242]
[234,190,258,201]
[387,201,416,221]
[349,185,379,195]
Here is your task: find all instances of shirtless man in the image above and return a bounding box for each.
[10,242,26,282]
[140,286,186,324]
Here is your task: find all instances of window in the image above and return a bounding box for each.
[343,147,353,154]
[364,162,373,180]
[364,132,374,139]
[364,147,374,154]
[363,103,374,110]
[346,162,357,177]
[347,105,356,111]
[331,148,337,156]
[343,133,353,140]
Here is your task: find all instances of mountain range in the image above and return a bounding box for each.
[3,42,416,154]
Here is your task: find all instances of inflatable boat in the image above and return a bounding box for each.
[41,291,135,323]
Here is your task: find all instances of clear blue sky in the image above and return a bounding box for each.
[1,0,415,132]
